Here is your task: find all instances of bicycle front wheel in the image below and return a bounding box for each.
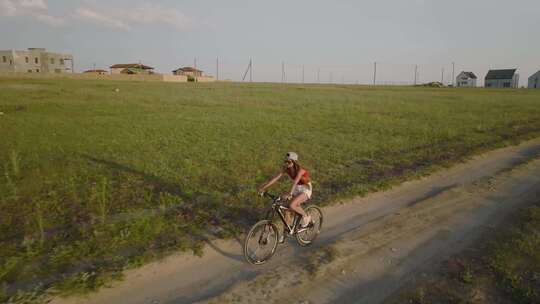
[296,206,323,246]
[244,220,279,265]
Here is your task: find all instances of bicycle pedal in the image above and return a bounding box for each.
[297,223,313,233]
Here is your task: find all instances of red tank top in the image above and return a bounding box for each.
[285,166,310,185]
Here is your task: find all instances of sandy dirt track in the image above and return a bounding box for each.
[53,138,540,304]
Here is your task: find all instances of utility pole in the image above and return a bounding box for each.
[216,57,219,81]
[194,57,197,69]
[414,65,418,85]
[281,61,285,83]
[249,58,252,82]
[302,65,305,83]
[452,62,455,86]
[373,61,377,85]
[317,68,320,83]
[441,67,444,84]
[242,59,252,82]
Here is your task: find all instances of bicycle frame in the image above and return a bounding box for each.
[245,192,322,264]
[264,192,301,235]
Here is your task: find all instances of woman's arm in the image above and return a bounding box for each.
[288,168,306,197]
[258,172,283,193]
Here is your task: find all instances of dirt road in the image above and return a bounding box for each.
[54,138,540,304]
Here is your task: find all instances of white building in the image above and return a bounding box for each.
[0,48,73,73]
[484,69,519,88]
[528,70,540,89]
[455,71,477,87]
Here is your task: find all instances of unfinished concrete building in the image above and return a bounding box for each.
[0,48,73,73]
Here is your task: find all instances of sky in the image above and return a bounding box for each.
[1,0,539,85]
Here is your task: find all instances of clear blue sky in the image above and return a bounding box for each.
[1,0,539,85]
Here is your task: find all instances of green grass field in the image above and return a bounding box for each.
[1,76,540,301]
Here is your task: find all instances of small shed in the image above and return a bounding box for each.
[485,69,519,88]
[528,70,540,89]
[456,71,477,87]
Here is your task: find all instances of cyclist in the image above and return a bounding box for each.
[258,152,313,230]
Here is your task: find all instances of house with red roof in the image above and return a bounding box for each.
[172,66,203,77]
[110,63,154,75]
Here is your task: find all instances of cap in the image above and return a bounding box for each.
[285,152,298,161]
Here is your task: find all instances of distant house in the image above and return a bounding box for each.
[110,63,154,75]
[485,69,519,88]
[455,71,477,87]
[528,70,540,89]
[172,67,203,77]
[83,69,108,75]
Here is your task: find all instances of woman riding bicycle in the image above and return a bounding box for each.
[258,152,312,228]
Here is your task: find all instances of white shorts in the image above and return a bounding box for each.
[293,183,312,199]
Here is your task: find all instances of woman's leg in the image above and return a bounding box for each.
[289,193,309,218]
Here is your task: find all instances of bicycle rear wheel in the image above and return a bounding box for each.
[244,220,279,265]
[296,206,323,246]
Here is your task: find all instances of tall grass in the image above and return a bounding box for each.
[34,200,46,246]
[9,150,20,178]
[94,177,109,224]
[0,76,540,301]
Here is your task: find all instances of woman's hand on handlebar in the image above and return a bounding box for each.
[281,193,293,201]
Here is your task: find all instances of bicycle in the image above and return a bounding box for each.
[243,192,323,265]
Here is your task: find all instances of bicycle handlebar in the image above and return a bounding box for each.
[262,191,277,200]
[261,191,284,203]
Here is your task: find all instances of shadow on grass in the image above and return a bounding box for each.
[321,123,540,200]
[80,154,252,262]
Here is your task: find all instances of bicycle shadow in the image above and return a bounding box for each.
[202,233,245,262]
[80,154,254,263]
